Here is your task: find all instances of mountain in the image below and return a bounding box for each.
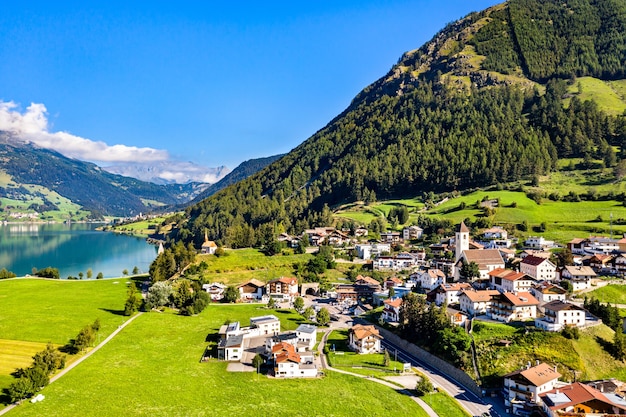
[0,136,208,217]
[165,0,626,248]
[102,161,230,185]
[187,154,284,204]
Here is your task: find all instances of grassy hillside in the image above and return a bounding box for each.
[6,305,428,416]
[579,284,626,305]
[473,321,626,387]
[565,77,626,115]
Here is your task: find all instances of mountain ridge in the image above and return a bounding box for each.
[170,0,626,248]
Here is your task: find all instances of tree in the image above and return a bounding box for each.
[224,285,239,303]
[459,261,480,281]
[267,297,277,309]
[415,376,434,396]
[96,272,104,279]
[252,353,264,372]
[316,308,330,326]
[614,329,626,361]
[295,239,307,254]
[86,269,93,279]
[124,283,142,316]
[6,376,35,402]
[389,286,395,298]
[293,297,305,313]
[78,272,84,280]
[132,266,140,275]
[73,325,95,352]
[122,269,129,276]
[145,281,173,310]
[32,343,66,374]
[383,349,390,367]
[0,268,17,279]
[304,306,315,321]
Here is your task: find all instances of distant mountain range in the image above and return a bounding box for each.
[0,134,277,217]
[102,161,230,185]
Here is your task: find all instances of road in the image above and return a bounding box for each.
[380,338,510,417]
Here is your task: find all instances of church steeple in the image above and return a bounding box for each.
[455,221,469,262]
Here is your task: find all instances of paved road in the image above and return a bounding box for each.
[380,338,510,417]
[0,312,144,416]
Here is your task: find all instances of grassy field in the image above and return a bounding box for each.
[0,278,132,344]
[0,340,51,394]
[565,77,626,116]
[195,248,313,285]
[422,391,472,417]
[326,329,405,376]
[6,305,427,416]
[580,284,626,305]
[108,216,168,237]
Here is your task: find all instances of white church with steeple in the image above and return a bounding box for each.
[454,221,505,280]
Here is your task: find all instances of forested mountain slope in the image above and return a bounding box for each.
[173,0,626,248]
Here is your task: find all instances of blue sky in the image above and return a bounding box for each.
[0,0,497,170]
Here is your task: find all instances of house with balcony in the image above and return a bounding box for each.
[272,342,317,378]
[402,225,424,240]
[560,265,597,291]
[504,362,561,416]
[530,282,567,310]
[355,243,391,260]
[237,279,266,301]
[534,300,587,332]
[414,268,447,291]
[266,277,299,301]
[202,282,227,301]
[458,289,500,317]
[348,324,382,354]
[489,291,539,323]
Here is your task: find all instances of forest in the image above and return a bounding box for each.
[165,0,626,249]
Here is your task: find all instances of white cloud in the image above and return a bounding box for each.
[0,101,169,163]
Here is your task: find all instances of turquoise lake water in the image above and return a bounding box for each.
[0,223,157,278]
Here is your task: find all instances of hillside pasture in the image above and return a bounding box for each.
[565,77,626,116]
[580,284,626,305]
[0,340,51,395]
[6,305,427,416]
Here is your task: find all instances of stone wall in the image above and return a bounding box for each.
[375,325,483,397]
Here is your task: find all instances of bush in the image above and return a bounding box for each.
[415,376,434,396]
[561,326,580,340]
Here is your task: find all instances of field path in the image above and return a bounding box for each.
[0,312,143,416]
[317,329,439,417]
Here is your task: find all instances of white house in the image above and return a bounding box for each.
[530,282,567,310]
[534,300,587,332]
[414,268,446,291]
[503,362,561,416]
[520,255,557,281]
[295,324,317,351]
[525,236,555,250]
[218,334,244,361]
[202,282,226,301]
[272,343,317,378]
[560,265,597,291]
[403,225,423,240]
[488,268,537,293]
[382,298,402,323]
[482,226,508,240]
[250,315,281,335]
[355,243,391,260]
[458,290,500,316]
[489,291,538,323]
[237,279,266,301]
[428,282,471,306]
[348,324,382,354]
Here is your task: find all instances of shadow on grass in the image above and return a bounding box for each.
[595,335,616,356]
[99,308,126,316]
[0,390,12,407]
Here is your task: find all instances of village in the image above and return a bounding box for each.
[202,221,626,417]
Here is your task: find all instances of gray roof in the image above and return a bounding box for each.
[223,334,243,348]
[296,324,317,334]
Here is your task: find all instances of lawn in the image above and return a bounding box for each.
[582,284,626,305]
[6,305,427,416]
[422,391,472,417]
[0,278,132,344]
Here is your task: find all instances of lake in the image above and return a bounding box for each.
[0,223,157,278]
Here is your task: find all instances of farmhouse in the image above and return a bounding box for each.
[237,279,266,301]
[560,266,597,291]
[458,289,500,317]
[382,297,402,323]
[202,282,226,301]
[414,268,446,291]
[530,282,567,309]
[489,291,538,323]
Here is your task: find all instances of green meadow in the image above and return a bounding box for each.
[195,248,313,285]
[0,278,132,345]
[580,284,626,305]
[565,77,626,115]
[7,305,427,416]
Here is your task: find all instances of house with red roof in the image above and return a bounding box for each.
[382,298,402,323]
[489,291,539,323]
[540,382,626,416]
[348,324,383,354]
[488,268,537,293]
[266,277,298,301]
[520,255,557,281]
[427,282,471,306]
